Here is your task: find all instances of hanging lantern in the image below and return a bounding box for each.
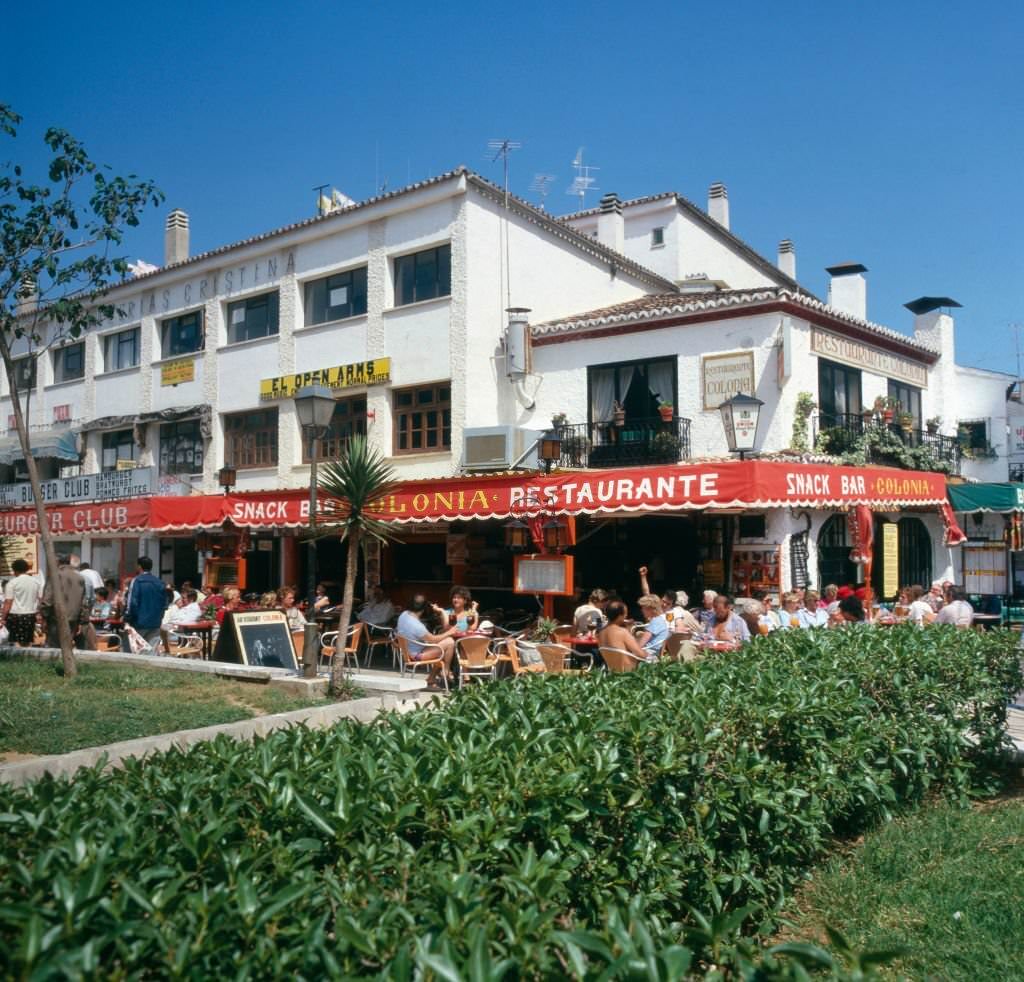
[504,518,530,551]
[542,515,568,552]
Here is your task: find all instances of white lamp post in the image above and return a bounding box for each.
[719,392,764,460]
[294,385,337,608]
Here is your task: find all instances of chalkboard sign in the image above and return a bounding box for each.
[212,610,298,671]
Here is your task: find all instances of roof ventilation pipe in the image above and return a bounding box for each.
[504,307,537,410]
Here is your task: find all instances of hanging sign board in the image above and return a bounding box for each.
[259,358,391,401]
[513,554,574,596]
[0,534,38,575]
[881,523,899,598]
[962,544,1007,595]
[809,327,928,388]
[702,351,756,410]
[212,610,297,670]
[161,358,196,386]
[0,468,155,507]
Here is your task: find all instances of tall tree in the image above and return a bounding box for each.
[0,106,162,675]
[316,436,396,695]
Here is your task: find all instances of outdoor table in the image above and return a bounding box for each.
[695,638,742,653]
[90,617,124,627]
[175,621,216,659]
[972,613,1002,630]
[568,635,600,669]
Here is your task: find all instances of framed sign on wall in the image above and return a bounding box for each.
[513,554,575,596]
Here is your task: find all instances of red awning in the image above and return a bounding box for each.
[0,461,951,535]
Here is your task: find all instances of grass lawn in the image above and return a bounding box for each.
[780,791,1024,980]
[0,656,356,757]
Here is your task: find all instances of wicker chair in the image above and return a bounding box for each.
[495,636,546,676]
[456,635,498,688]
[395,634,450,692]
[599,645,646,673]
[320,622,364,671]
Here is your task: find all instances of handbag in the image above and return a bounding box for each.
[125,624,152,654]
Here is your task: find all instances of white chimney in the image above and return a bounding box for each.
[826,262,867,320]
[908,297,960,431]
[164,209,189,266]
[777,239,796,280]
[707,183,729,229]
[596,192,624,253]
[15,276,38,314]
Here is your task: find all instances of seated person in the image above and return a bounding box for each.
[443,585,478,632]
[777,592,803,629]
[634,593,670,661]
[695,590,718,631]
[835,595,867,625]
[215,587,242,625]
[357,585,397,625]
[573,587,609,635]
[396,595,458,687]
[90,587,113,622]
[310,583,333,612]
[935,587,974,628]
[278,587,307,631]
[709,595,751,643]
[906,585,936,626]
[598,600,648,662]
[666,589,701,634]
[259,591,279,609]
[163,589,203,626]
[798,590,829,628]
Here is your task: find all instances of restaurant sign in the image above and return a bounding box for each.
[0,467,155,508]
[702,351,756,410]
[161,358,196,386]
[260,358,391,401]
[810,327,928,387]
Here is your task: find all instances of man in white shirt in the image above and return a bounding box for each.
[1,559,41,647]
[78,563,104,593]
[573,588,609,634]
[906,585,936,626]
[163,589,203,626]
[936,587,974,628]
[357,586,396,625]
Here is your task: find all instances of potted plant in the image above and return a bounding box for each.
[551,411,567,429]
[897,411,914,433]
[612,400,625,427]
[650,430,681,460]
[873,396,898,423]
[926,415,941,434]
[657,400,674,422]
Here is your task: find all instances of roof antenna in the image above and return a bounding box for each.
[313,183,329,216]
[566,147,599,210]
[530,173,556,210]
[486,138,521,312]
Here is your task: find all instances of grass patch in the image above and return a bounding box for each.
[0,656,355,756]
[780,791,1024,979]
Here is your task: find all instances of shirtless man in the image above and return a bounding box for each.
[598,600,648,662]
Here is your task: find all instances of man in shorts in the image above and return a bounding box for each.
[396,594,458,687]
[1,558,41,647]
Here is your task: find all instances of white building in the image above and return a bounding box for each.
[0,169,1011,604]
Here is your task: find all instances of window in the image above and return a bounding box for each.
[159,419,204,476]
[817,359,862,426]
[587,357,676,424]
[303,395,367,461]
[959,420,988,450]
[395,244,451,306]
[227,291,279,344]
[304,267,368,325]
[101,429,136,472]
[103,327,140,372]
[224,409,278,469]
[53,342,85,383]
[161,310,204,358]
[887,380,921,427]
[12,356,36,392]
[393,383,450,453]
[651,227,665,247]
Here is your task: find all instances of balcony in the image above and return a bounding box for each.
[812,413,961,475]
[554,416,692,469]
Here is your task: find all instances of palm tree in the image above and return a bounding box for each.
[316,436,396,695]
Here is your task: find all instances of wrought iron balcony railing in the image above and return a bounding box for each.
[812,412,962,474]
[554,416,692,469]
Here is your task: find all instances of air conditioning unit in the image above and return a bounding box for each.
[463,426,539,472]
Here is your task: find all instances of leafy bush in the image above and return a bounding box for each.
[0,627,1019,978]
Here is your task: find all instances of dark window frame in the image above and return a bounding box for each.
[224,408,279,470]
[393,382,451,454]
[103,327,140,372]
[650,227,665,247]
[585,355,678,425]
[53,342,85,383]
[161,310,205,358]
[959,420,989,450]
[817,358,862,425]
[887,380,922,427]
[12,356,36,392]
[100,429,136,472]
[226,291,280,344]
[304,266,368,325]
[394,244,451,306]
[159,418,205,476]
[302,395,367,462]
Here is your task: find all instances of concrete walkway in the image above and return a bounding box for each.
[1008,705,1024,761]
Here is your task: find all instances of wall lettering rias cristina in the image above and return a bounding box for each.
[810,327,928,388]
[109,250,297,325]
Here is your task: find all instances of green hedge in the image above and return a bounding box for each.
[0,626,1019,978]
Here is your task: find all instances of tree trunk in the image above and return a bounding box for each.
[0,338,76,676]
[330,530,360,695]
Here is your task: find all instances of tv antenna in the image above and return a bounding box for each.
[486,139,521,311]
[313,183,330,216]
[530,173,556,210]
[566,147,599,210]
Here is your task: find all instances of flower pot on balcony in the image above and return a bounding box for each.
[612,405,625,427]
[658,405,674,422]
[883,409,894,424]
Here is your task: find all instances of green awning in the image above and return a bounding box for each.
[947,482,1024,513]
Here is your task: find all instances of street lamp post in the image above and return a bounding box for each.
[293,385,336,607]
[718,392,765,460]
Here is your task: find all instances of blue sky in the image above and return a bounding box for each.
[5,0,1022,373]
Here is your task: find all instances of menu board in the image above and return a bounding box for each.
[881,523,899,599]
[962,544,1007,595]
[0,535,38,576]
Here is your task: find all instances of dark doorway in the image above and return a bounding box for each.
[817,514,858,588]
[297,534,362,606]
[245,536,281,595]
[898,517,932,588]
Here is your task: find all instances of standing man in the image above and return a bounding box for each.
[125,556,167,651]
[1,558,42,647]
[40,554,90,649]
